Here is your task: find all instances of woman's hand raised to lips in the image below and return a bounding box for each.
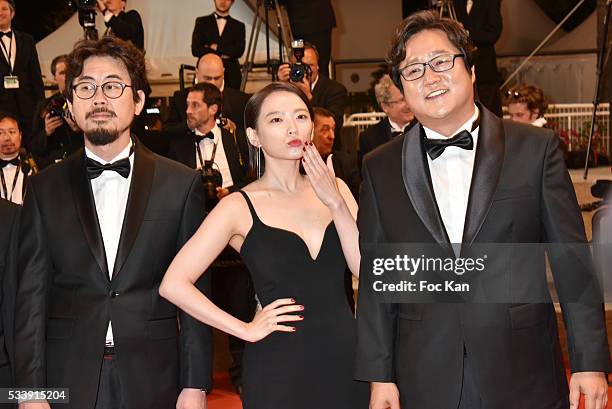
[243,298,304,342]
[302,141,343,211]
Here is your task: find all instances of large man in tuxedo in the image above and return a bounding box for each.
[15,37,212,409]
[0,0,44,147]
[191,0,245,89]
[164,53,249,139]
[0,198,18,395]
[355,11,610,409]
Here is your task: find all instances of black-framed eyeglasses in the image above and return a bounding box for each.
[72,81,134,100]
[398,53,465,81]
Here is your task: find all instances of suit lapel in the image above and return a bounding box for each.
[221,128,242,183]
[461,105,505,247]
[69,150,109,278]
[207,14,220,41]
[401,124,450,245]
[112,140,155,278]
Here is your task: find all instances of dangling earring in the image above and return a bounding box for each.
[256,146,262,179]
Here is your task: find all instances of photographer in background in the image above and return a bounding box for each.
[167,82,253,396]
[277,41,348,142]
[30,55,83,168]
[96,0,144,50]
[167,82,248,204]
[281,0,336,78]
[0,0,44,149]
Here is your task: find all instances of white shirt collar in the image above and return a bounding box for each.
[423,104,479,140]
[85,140,132,163]
[388,118,410,133]
[532,117,547,127]
[310,75,319,91]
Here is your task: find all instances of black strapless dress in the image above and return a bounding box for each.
[238,191,369,409]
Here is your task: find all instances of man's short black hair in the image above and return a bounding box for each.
[388,10,475,92]
[189,82,223,117]
[65,36,148,103]
[0,111,20,129]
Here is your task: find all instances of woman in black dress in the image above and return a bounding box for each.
[160,82,368,409]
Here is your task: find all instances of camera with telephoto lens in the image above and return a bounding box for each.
[289,39,312,83]
[201,160,223,211]
[47,94,68,118]
[71,0,99,40]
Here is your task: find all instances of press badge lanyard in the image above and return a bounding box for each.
[0,34,13,74]
[0,163,21,202]
[195,138,218,169]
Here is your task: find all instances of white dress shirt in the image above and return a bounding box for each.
[215,13,228,36]
[467,0,474,14]
[85,142,134,346]
[0,29,16,71]
[0,159,26,205]
[195,124,234,188]
[423,106,480,245]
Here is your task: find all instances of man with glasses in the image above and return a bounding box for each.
[358,74,414,169]
[15,37,212,409]
[355,11,610,409]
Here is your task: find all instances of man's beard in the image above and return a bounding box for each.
[84,107,129,146]
[85,127,121,146]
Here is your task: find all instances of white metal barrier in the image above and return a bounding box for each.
[344,103,611,158]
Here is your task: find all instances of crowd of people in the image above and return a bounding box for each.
[0,0,610,409]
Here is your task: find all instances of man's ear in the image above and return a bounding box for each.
[246,127,260,147]
[471,65,476,85]
[134,90,146,116]
[210,104,219,117]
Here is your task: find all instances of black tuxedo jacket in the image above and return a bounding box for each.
[167,127,249,191]
[14,142,212,409]
[358,118,415,169]
[164,86,250,138]
[0,30,44,143]
[0,199,18,386]
[191,14,245,61]
[281,0,336,34]
[311,75,348,132]
[355,106,611,409]
[454,0,502,84]
[105,10,144,50]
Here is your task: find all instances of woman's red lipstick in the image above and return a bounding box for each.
[288,139,303,147]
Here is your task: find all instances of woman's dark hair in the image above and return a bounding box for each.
[65,36,148,103]
[244,82,314,176]
[388,10,476,92]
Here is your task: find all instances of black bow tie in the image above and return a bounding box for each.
[0,157,19,168]
[195,131,214,143]
[0,31,12,39]
[86,157,131,179]
[215,13,228,20]
[424,129,474,160]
